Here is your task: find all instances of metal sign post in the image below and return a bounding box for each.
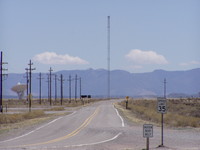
[157,97,167,147]
[143,124,153,150]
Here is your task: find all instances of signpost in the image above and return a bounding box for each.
[143,124,153,150]
[157,97,167,147]
[125,96,129,109]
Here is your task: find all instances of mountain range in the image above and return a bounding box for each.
[4,68,200,98]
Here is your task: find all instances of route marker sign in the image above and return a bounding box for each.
[157,97,167,114]
[143,124,153,138]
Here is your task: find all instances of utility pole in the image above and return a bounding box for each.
[59,74,65,105]
[46,74,49,102]
[75,74,78,102]
[0,51,8,113]
[26,60,36,112]
[54,74,58,104]
[68,75,72,103]
[49,67,53,106]
[37,73,44,104]
[79,77,81,99]
[28,60,35,95]
[107,16,111,100]
[24,69,29,103]
[0,52,2,113]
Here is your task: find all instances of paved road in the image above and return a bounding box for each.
[0,100,200,150]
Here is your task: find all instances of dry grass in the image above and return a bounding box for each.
[0,110,45,124]
[118,98,200,127]
[0,110,48,135]
[0,111,72,135]
[0,116,53,135]
[44,107,65,111]
[2,98,102,108]
[0,98,104,124]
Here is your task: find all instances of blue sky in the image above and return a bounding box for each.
[0,0,199,73]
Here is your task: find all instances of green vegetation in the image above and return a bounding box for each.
[119,98,200,127]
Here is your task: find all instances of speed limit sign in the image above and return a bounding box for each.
[157,97,167,113]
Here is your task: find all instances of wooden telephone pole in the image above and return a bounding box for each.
[26,60,35,112]
[0,51,8,113]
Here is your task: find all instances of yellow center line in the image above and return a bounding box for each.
[2,107,99,148]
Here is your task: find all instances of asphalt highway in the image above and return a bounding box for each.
[0,100,200,150]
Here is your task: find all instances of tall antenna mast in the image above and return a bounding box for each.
[107,16,110,99]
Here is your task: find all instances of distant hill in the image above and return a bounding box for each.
[4,68,200,98]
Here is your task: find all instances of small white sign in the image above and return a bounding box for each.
[143,124,153,138]
[157,97,167,113]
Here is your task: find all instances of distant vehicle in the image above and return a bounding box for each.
[81,95,91,98]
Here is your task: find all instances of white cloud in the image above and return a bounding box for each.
[180,60,200,66]
[33,52,89,65]
[125,49,168,65]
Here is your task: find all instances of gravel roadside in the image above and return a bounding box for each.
[114,103,200,150]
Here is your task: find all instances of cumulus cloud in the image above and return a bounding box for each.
[180,61,200,66]
[125,49,168,65]
[33,52,89,65]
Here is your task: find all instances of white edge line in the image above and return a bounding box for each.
[65,132,122,148]
[0,111,77,143]
[114,106,125,127]
[0,117,62,143]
